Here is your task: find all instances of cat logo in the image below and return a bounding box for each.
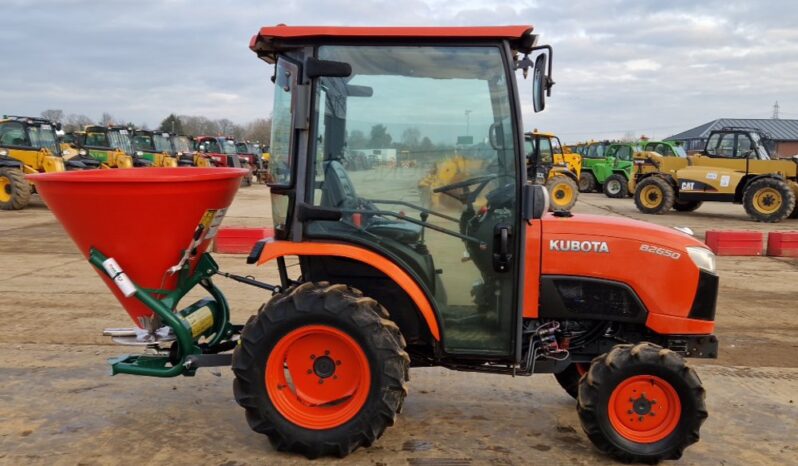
[549,239,610,253]
[680,181,695,190]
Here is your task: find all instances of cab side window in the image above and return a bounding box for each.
[616,145,632,160]
[0,122,28,147]
[85,132,107,147]
[735,135,753,157]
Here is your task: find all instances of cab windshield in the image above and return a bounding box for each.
[132,133,156,152]
[153,133,172,153]
[28,124,60,154]
[222,140,237,155]
[236,142,250,154]
[173,136,191,153]
[109,129,133,154]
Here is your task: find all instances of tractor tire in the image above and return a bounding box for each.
[0,167,32,210]
[634,177,675,215]
[546,175,579,211]
[578,171,597,193]
[791,202,798,219]
[673,200,702,212]
[603,174,628,198]
[232,282,409,459]
[743,178,796,223]
[554,362,589,400]
[577,343,707,463]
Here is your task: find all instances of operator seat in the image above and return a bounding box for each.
[320,160,422,243]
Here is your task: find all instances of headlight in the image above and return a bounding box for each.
[136,151,143,156]
[79,149,87,156]
[0,149,7,156]
[686,247,716,273]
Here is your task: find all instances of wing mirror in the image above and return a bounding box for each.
[523,183,549,220]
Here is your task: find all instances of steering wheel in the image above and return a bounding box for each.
[432,174,498,205]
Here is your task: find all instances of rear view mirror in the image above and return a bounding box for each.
[523,183,549,220]
[532,54,547,113]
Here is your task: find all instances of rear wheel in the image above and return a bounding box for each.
[673,200,702,212]
[577,343,707,462]
[546,175,579,211]
[634,177,675,214]
[0,167,32,210]
[743,178,795,223]
[603,174,628,198]
[232,282,409,458]
[578,171,597,193]
[554,362,589,399]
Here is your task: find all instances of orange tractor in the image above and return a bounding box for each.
[33,26,718,463]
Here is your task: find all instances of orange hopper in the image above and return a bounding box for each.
[28,168,248,327]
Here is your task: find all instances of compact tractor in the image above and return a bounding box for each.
[0,116,99,210]
[632,127,798,221]
[597,142,639,198]
[32,26,719,463]
[131,129,179,167]
[526,130,581,210]
[578,140,611,192]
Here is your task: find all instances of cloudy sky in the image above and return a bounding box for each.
[2,0,796,142]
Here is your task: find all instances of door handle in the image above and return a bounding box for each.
[493,224,513,273]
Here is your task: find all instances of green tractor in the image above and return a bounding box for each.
[578,141,639,198]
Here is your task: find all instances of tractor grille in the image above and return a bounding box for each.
[553,278,645,320]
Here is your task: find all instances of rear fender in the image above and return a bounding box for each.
[254,240,441,340]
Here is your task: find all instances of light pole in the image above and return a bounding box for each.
[464,109,472,136]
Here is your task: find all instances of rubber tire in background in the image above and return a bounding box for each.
[546,175,579,211]
[554,363,589,399]
[634,177,675,214]
[232,282,409,459]
[603,174,629,198]
[577,343,707,462]
[0,168,32,210]
[742,178,795,223]
[673,200,702,212]
[578,171,597,193]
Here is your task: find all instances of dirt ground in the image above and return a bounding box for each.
[1,185,797,465]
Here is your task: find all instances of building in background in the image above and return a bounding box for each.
[666,118,798,158]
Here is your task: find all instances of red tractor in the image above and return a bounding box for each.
[32,25,719,463]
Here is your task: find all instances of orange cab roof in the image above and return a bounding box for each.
[250,25,536,55]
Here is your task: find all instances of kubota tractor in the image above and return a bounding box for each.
[31,26,719,463]
[632,127,798,221]
[525,130,581,210]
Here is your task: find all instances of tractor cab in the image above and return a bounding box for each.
[70,125,136,169]
[642,140,687,158]
[701,127,772,160]
[131,130,178,167]
[525,130,580,210]
[0,116,96,171]
[195,136,243,168]
[170,134,211,167]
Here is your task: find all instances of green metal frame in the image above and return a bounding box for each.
[88,248,233,377]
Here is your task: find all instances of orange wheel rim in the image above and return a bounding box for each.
[265,325,371,430]
[608,375,681,443]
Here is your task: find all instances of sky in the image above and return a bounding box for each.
[2,0,797,143]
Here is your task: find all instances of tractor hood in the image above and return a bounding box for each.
[538,213,716,325]
[541,213,705,250]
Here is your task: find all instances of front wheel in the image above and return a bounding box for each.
[634,177,675,214]
[546,175,579,211]
[603,174,629,198]
[232,282,409,459]
[554,362,589,399]
[577,343,707,462]
[673,200,702,212]
[0,167,32,210]
[578,172,597,193]
[742,178,795,223]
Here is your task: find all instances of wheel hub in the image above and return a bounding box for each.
[608,375,681,443]
[313,355,336,378]
[631,393,655,416]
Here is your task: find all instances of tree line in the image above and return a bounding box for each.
[39,109,272,144]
